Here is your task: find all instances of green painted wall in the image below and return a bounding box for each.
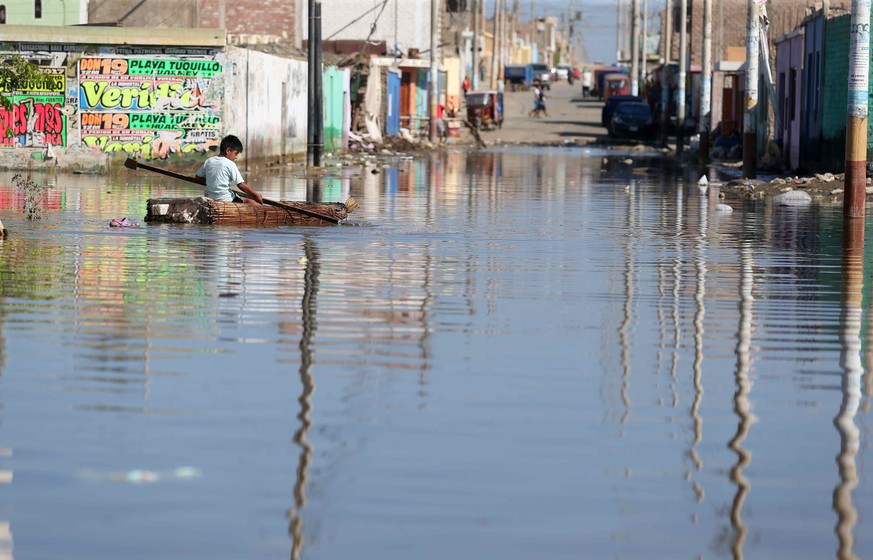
[323,66,345,151]
[821,13,873,170]
[4,0,83,25]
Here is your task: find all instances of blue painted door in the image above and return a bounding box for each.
[386,71,400,136]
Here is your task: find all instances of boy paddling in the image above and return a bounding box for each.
[195,135,263,205]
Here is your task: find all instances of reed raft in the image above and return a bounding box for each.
[145,197,358,226]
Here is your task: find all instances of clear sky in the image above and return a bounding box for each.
[484,0,661,65]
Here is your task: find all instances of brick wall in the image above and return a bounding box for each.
[90,0,297,45]
[660,0,819,65]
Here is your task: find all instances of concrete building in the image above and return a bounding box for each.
[0,0,87,25]
[0,25,309,170]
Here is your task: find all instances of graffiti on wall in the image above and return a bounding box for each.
[78,56,223,159]
[0,68,67,148]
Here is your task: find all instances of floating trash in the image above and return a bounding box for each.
[715,204,734,213]
[773,190,812,206]
[79,466,202,484]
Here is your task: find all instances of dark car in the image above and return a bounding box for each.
[601,94,642,127]
[607,102,655,140]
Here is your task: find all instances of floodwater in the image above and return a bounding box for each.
[0,147,870,559]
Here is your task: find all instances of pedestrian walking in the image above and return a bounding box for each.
[582,67,593,99]
[528,83,542,117]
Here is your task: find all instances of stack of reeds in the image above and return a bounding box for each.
[145,197,357,226]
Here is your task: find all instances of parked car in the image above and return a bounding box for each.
[552,64,572,81]
[607,102,655,140]
[531,63,551,89]
[570,67,582,80]
[601,94,642,127]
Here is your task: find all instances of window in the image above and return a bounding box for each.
[0,5,6,23]
[34,0,41,19]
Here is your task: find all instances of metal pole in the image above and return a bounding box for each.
[676,0,687,155]
[313,2,324,167]
[641,0,647,92]
[430,0,439,141]
[616,0,623,63]
[490,0,500,88]
[472,0,479,88]
[742,0,759,178]
[306,0,315,167]
[630,0,639,96]
[698,0,712,171]
[660,0,671,146]
[844,0,871,218]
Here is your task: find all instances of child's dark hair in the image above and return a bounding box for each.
[220,135,243,153]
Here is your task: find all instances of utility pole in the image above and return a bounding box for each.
[616,0,623,63]
[676,0,687,155]
[472,0,479,88]
[641,0,648,95]
[660,0,671,146]
[742,0,759,178]
[630,0,639,96]
[429,0,440,142]
[490,0,500,88]
[306,0,324,168]
[844,0,871,218]
[698,0,712,172]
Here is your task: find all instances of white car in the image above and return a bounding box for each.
[552,65,571,81]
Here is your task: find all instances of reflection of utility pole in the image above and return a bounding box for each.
[288,237,320,560]
[618,180,636,427]
[834,219,863,560]
[729,243,755,560]
[688,184,707,504]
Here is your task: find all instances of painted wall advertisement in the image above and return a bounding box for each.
[0,68,67,148]
[77,56,223,159]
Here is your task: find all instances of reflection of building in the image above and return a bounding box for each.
[0,446,10,560]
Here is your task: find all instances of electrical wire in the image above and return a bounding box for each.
[326,0,389,41]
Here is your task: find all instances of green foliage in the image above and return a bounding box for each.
[12,174,47,220]
[0,56,43,112]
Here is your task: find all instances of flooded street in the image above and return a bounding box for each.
[0,146,870,559]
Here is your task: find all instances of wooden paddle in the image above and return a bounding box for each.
[124,157,341,224]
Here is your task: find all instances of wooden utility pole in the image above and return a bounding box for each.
[616,0,623,62]
[698,0,713,171]
[630,0,639,96]
[676,0,687,155]
[472,0,479,88]
[490,0,500,88]
[742,0,759,178]
[660,0,671,146]
[844,0,871,218]
[429,0,440,142]
[306,0,323,168]
[641,0,647,91]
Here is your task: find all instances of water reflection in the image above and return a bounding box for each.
[728,242,755,559]
[689,185,707,504]
[289,237,318,560]
[834,220,863,560]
